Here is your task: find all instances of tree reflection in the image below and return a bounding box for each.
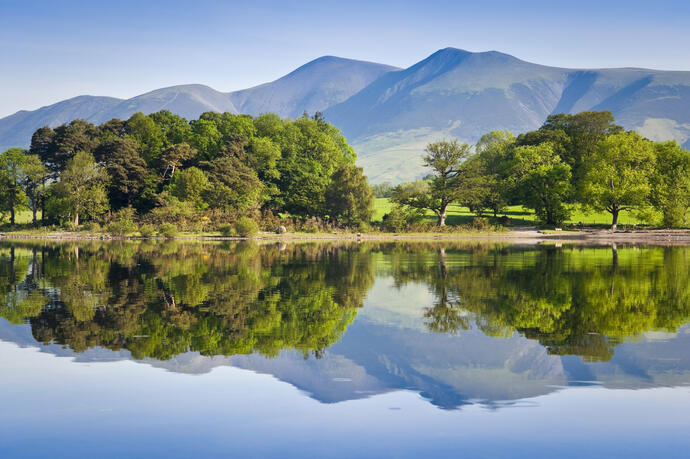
[387,243,690,361]
[0,241,374,359]
[1,241,690,362]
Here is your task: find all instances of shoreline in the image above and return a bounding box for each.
[3,228,690,244]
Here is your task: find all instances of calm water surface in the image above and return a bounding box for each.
[1,240,690,458]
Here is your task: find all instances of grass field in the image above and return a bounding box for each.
[372,198,644,228]
[0,201,648,233]
[0,210,40,226]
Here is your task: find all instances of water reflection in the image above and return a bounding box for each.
[1,240,690,409]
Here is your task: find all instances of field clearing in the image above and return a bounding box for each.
[372,198,644,227]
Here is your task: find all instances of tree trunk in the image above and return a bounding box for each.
[611,207,619,231]
[32,205,37,226]
[74,212,79,227]
[41,182,45,225]
[10,206,15,226]
[438,205,447,227]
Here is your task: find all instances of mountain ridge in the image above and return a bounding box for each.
[2,47,690,183]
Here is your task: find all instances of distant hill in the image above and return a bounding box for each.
[325,48,690,183]
[1,47,690,182]
[94,84,239,122]
[228,56,399,119]
[0,95,122,151]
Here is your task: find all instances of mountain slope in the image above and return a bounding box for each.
[93,84,239,123]
[228,56,399,118]
[324,48,690,183]
[2,48,690,183]
[0,95,122,151]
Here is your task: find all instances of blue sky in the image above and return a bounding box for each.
[1,0,689,117]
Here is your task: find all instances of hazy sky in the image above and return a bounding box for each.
[1,0,689,117]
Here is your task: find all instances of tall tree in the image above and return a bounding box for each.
[325,164,374,225]
[48,119,100,176]
[0,148,29,225]
[201,155,263,213]
[98,137,149,209]
[582,132,656,230]
[160,143,196,182]
[125,112,165,165]
[169,166,209,210]
[20,154,48,225]
[541,111,623,191]
[650,141,690,228]
[394,140,471,226]
[510,143,572,225]
[57,151,109,226]
[465,130,515,216]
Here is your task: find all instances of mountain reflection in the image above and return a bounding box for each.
[2,240,690,408]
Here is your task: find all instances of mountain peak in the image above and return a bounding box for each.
[228,56,398,118]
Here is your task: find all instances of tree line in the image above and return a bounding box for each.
[0,111,374,231]
[386,111,690,229]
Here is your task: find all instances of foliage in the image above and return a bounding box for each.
[53,151,109,226]
[218,223,234,237]
[510,143,572,225]
[372,182,394,198]
[106,219,138,236]
[582,132,656,229]
[234,217,259,237]
[168,166,209,210]
[0,148,29,225]
[381,206,426,232]
[325,164,374,225]
[392,140,472,227]
[17,110,370,230]
[650,141,690,228]
[138,224,156,238]
[158,223,179,238]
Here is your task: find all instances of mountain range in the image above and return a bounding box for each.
[2,47,690,183]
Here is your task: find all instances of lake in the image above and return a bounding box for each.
[1,240,690,458]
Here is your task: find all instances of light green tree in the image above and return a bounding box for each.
[510,143,572,225]
[57,151,109,226]
[651,141,690,228]
[169,166,210,210]
[582,132,656,230]
[393,140,471,226]
[0,148,29,225]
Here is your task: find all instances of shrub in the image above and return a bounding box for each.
[106,219,137,237]
[470,217,490,231]
[218,223,233,237]
[139,224,156,238]
[158,223,179,238]
[381,206,425,232]
[85,221,101,232]
[302,218,320,233]
[234,217,259,237]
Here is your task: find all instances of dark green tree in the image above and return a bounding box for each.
[325,164,374,225]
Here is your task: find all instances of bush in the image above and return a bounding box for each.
[234,217,259,237]
[470,217,490,231]
[381,206,425,232]
[139,224,156,238]
[84,221,101,232]
[218,223,233,237]
[106,219,137,237]
[158,223,179,238]
[302,218,320,233]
